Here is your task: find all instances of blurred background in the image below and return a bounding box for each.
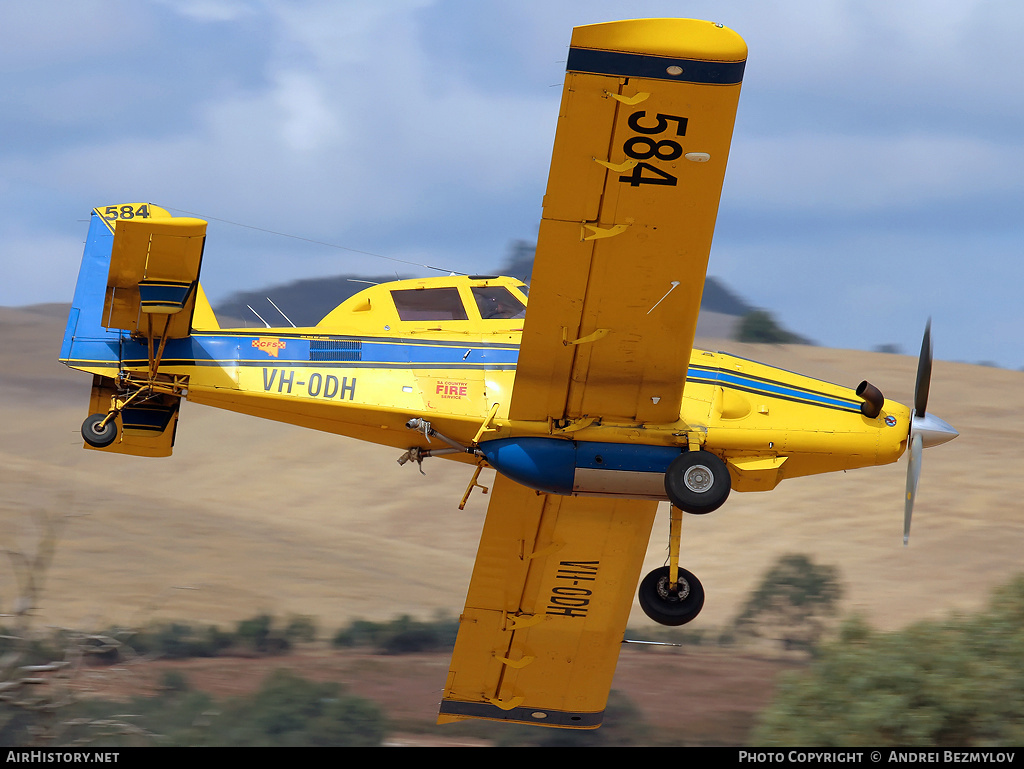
[1,1,1022,747]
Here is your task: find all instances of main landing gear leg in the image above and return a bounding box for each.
[638,505,705,626]
[668,505,682,590]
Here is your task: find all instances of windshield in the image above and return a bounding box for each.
[472,286,526,320]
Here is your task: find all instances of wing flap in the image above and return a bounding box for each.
[511,19,746,425]
[102,213,207,338]
[439,475,657,729]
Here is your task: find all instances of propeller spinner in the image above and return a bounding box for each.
[904,320,958,545]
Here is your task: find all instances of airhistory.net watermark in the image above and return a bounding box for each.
[5,753,119,763]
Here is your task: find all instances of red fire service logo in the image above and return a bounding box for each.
[436,380,468,399]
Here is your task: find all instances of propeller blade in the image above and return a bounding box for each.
[914,320,932,418]
[904,431,923,545]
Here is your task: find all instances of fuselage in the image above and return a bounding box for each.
[61,274,911,497]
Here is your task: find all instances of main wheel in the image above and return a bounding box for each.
[82,414,117,448]
[638,566,705,626]
[664,450,730,514]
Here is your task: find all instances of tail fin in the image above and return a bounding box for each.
[59,205,135,371]
[192,283,220,331]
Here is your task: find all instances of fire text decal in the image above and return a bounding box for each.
[435,380,468,399]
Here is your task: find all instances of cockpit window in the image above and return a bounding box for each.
[391,288,469,321]
[472,286,526,320]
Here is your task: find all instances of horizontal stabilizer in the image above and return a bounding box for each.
[103,215,207,338]
[138,279,195,314]
[86,375,180,458]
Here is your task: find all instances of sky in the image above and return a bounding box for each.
[2,0,1022,368]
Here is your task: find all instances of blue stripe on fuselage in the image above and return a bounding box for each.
[63,333,522,370]
[62,338,857,412]
[687,365,861,413]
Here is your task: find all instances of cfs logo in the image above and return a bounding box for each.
[253,338,286,358]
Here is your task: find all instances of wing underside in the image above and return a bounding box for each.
[438,475,657,728]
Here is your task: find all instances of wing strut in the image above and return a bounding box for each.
[146,313,174,379]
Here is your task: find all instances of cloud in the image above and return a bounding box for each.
[0,1,146,70]
[156,0,258,24]
[0,232,84,306]
[2,1,1023,366]
[728,133,1024,215]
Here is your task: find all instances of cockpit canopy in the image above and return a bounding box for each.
[390,285,526,322]
[316,275,528,332]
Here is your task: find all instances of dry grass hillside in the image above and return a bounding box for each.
[1,303,1021,637]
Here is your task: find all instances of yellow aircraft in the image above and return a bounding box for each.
[59,19,956,730]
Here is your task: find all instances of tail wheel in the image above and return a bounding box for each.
[82,414,118,448]
[664,450,730,514]
[638,566,705,626]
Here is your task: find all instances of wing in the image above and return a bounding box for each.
[99,204,208,339]
[511,19,746,425]
[438,474,657,729]
[440,19,746,731]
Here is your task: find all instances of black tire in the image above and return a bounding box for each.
[664,450,730,514]
[82,414,117,448]
[638,566,705,626]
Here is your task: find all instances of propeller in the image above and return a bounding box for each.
[914,320,932,419]
[904,430,923,546]
[903,319,957,545]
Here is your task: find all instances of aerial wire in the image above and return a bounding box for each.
[165,206,460,276]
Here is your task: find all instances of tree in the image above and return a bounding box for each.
[283,615,317,644]
[0,509,140,746]
[733,554,843,654]
[0,509,71,744]
[206,669,387,747]
[735,310,806,344]
[235,614,290,654]
[332,613,458,654]
[753,576,1024,746]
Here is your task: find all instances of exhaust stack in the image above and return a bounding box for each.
[856,380,884,419]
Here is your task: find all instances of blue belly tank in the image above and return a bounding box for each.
[477,437,683,500]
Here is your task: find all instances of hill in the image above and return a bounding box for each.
[213,241,756,332]
[2,303,1019,639]
[215,273,753,329]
